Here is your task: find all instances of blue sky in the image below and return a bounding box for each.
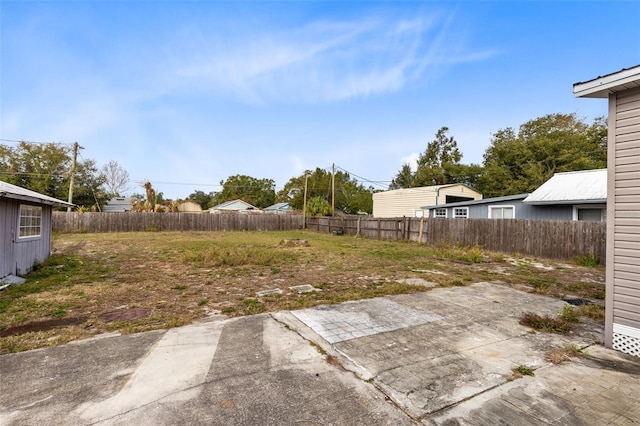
[1,1,639,199]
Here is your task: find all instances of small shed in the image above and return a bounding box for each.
[208,199,259,214]
[1,181,74,279]
[372,184,482,218]
[574,64,640,357]
[263,202,292,214]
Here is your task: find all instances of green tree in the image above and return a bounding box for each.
[0,141,107,209]
[391,127,481,190]
[389,164,414,189]
[306,196,331,216]
[278,167,374,215]
[187,190,217,210]
[477,113,607,197]
[214,175,276,209]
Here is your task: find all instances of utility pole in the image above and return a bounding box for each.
[67,142,83,212]
[302,174,309,229]
[331,163,335,217]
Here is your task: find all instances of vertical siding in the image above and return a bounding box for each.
[612,87,640,340]
[0,199,17,277]
[12,203,53,275]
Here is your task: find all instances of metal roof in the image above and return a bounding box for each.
[0,180,75,207]
[422,194,529,210]
[209,199,258,211]
[573,64,640,98]
[523,169,607,205]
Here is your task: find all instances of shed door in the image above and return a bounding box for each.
[1,199,17,277]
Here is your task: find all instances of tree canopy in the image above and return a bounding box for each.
[278,167,374,215]
[0,141,107,209]
[213,175,276,209]
[476,113,607,197]
[187,190,217,210]
[391,127,481,190]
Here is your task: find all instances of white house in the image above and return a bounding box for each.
[208,199,259,213]
[574,64,640,357]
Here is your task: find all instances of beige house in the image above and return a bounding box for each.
[574,64,640,357]
[373,184,482,218]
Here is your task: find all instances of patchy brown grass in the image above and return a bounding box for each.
[0,230,605,354]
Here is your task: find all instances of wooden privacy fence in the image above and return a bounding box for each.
[53,212,304,233]
[306,216,607,264]
[53,212,606,264]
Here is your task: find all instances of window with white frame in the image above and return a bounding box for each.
[19,205,42,238]
[434,208,447,218]
[453,207,469,218]
[489,205,515,219]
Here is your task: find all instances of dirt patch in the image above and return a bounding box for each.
[99,308,151,323]
[0,317,88,337]
[0,231,606,354]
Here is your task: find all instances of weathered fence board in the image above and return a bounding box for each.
[306,216,606,264]
[53,212,304,233]
[53,212,606,264]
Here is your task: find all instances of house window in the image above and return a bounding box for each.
[489,206,515,219]
[577,208,605,222]
[434,208,447,218]
[19,205,42,238]
[453,207,468,218]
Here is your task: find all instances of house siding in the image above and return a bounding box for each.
[610,86,640,355]
[433,200,573,220]
[0,199,17,278]
[373,185,481,218]
[0,200,52,277]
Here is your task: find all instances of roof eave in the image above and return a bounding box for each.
[522,199,606,206]
[573,65,640,98]
[0,192,75,208]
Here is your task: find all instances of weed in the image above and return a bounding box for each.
[49,306,67,319]
[575,254,600,267]
[364,377,375,383]
[172,285,187,291]
[560,305,580,322]
[197,299,208,307]
[519,312,573,334]
[513,365,534,376]
[452,280,464,286]
[546,345,585,364]
[243,298,266,315]
[577,304,605,321]
[221,306,237,314]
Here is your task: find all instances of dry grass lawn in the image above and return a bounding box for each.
[0,230,605,354]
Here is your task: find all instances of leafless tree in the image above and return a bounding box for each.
[101,160,130,197]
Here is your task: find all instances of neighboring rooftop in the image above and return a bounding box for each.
[422,194,529,210]
[0,180,74,207]
[523,169,607,205]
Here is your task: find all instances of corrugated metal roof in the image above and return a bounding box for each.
[0,181,74,207]
[523,169,607,205]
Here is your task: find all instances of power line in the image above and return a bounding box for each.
[0,138,73,146]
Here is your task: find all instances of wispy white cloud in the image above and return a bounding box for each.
[168,11,496,105]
